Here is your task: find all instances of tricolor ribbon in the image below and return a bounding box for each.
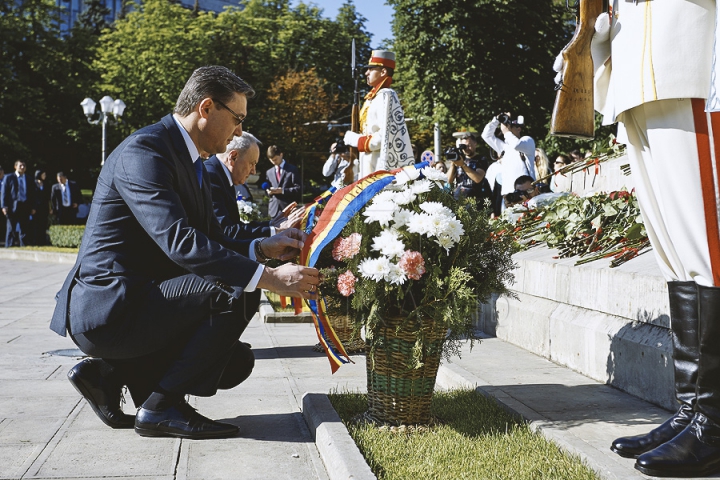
[300,162,429,373]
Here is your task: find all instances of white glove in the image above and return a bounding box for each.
[553,13,612,85]
[343,131,361,147]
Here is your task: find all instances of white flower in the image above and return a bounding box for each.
[394,166,421,185]
[371,229,406,259]
[363,201,397,227]
[393,189,417,205]
[371,190,397,205]
[411,178,433,194]
[420,167,447,186]
[406,213,435,236]
[435,234,457,252]
[420,201,453,218]
[392,208,414,228]
[444,217,465,242]
[384,263,407,285]
[359,257,392,282]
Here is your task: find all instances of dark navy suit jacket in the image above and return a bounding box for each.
[204,156,271,240]
[265,161,301,218]
[1,172,35,213]
[50,115,258,337]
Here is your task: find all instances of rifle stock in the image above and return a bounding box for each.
[550,0,604,140]
[343,104,360,185]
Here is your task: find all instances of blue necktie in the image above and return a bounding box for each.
[18,174,26,202]
[194,158,203,187]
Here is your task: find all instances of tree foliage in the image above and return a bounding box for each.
[388,0,572,156]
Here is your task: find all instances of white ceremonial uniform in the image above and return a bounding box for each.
[594,0,720,286]
[355,88,414,179]
[481,118,536,195]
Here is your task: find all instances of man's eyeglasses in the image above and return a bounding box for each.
[555,161,566,165]
[213,98,245,126]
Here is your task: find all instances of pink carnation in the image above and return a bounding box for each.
[398,250,426,281]
[337,270,357,297]
[332,233,362,261]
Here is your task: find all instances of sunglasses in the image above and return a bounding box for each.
[213,98,245,126]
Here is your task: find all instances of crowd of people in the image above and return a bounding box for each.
[0,160,86,247]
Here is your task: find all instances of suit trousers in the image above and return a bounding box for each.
[620,98,720,287]
[5,201,31,247]
[71,273,256,405]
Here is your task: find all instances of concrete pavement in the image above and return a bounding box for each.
[0,254,714,479]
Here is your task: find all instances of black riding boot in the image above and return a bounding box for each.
[611,281,699,458]
[635,284,720,477]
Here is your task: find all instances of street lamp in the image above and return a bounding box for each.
[81,95,126,165]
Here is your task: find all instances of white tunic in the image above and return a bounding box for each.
[356,88,414,178]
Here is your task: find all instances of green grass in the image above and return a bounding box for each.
[14,246,78,253]
[329,390,600,480]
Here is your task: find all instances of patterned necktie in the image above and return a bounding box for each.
[18,174,26,201]
[275,165,281,182]
[63,184,70,206]
[194,158,203,187]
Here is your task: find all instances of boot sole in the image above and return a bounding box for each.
[68,370,134,429]
[134,425,239,439]
[635,463,720,478]
[609,446,640,459]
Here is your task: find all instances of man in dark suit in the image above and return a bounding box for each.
[50,66,320,439]
[264,145,301,221]
[1,160,36,247]
[51,171,82,225]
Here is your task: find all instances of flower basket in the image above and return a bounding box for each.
[365,313,445,426]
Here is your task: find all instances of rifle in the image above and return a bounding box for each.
[550,0,606,139]
[343,38,361,186]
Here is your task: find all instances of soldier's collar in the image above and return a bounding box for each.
[364,76,393,100]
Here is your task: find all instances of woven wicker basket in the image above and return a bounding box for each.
[328,314,365,353]
[365,314,445,425]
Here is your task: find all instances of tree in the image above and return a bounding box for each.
[387,0,571,155]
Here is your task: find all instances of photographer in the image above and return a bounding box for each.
[322,140,355,189]
[481,112,536,207]
[446,131,492,209]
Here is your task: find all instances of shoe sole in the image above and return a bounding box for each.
[609,446,640,459]
[68,370,134,429]
[635,463,720,478]
[134,425,239,439]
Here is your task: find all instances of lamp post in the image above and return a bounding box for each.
[80,95,126,165]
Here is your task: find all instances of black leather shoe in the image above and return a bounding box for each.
[611,403,694,458]
[67,358,135,429]
[134,400,239,439]
[635,413,720,477]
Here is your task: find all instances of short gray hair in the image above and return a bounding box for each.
[223,132,262,157]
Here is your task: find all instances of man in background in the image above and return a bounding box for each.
[51,171,82,225]
[265,145,301,222]
[1,160,35,247]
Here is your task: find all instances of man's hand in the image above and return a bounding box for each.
[260,228,307,261]
[257,262,320,299]
[554,13,611,84]
[1,207,7,216]
[272,205,304,231]
[343,131,361,147]
[266,187,282,196]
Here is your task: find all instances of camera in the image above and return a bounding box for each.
[497,113,512,126]
[443,144,467,162]
[332,139,349,154]
[504,190,529,206]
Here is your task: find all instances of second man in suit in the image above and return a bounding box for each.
[51,171,82,225]
[264,145,301,222]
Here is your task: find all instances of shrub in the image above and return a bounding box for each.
[49,225,85,248]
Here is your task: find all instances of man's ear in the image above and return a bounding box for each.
[198,98,213,119]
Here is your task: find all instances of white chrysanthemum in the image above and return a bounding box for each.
[411,178,433,194]
[371,229,406,259]
[443,217,465,242]
[358,257,392,282]
[393,189,417,205]
[428,213,451,237]
[363,202,397,226]
[394,166,421,185]
[392,208,414,228]
[420,201,453,218]
[421,167,447,183]
[371,190,398,206]
[406,213,435,236]
[435,234,457,252]
[384,263,407,285]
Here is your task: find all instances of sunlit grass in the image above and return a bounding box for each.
[14,246,78,253]
[329,389,599,480]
